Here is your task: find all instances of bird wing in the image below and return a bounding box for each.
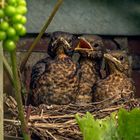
[30,56,52,89]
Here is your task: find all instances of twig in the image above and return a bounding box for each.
[20,0,63,73]
[99,105,125,112]
[4,119,21,125]
[4,119,76,129]
[29,114,75,121]
[10,50,31,140]
[93,95,118,104]
[4,99,140,139]
[4,135,24,140]
[45,129,58,140]
[30,122,71,129]
[58,129,81,135]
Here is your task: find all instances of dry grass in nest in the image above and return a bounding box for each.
[4,96,140,140]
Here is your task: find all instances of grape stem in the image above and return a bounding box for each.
[10,50,31,140]
[0,44,3,140]
[0,6,4,137]
[20,0,63,72]
[2,54,14,83]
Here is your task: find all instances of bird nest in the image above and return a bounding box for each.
[4,96,140,140]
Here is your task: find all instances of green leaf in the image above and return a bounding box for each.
[75,112,102,140]
[100,113,119,140]
[75,112,118,140]
[118,108,140,140]
[76,108,140,140]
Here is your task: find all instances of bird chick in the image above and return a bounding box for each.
[94,50,135,102]
[74,35,104,104]
[48,31,76,58]
[28,37,80,106]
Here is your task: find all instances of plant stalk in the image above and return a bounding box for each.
[10,50,31,140]
[20,0,63,72]
[0,1,4,140]
[1,54,14,83]
[0,44,3,140]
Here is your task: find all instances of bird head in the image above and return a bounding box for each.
[74,35,103,59]
[52,36,71,49]
[48,32,75,58]
[49,36,72,58]
[104,50,131,76]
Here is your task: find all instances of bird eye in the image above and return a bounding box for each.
[94,43,99,48]
[119,56,124,61]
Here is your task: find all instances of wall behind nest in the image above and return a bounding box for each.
[26,0,140,35]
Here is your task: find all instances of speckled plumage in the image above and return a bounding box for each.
[74,35,104,103]
[94,50,135,102]
[28,37,80,106]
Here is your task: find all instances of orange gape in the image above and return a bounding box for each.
[79,38,93,50]
[75,37,93,51]
[74,35,104,104]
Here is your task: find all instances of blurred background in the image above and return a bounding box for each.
[26,0,140,35]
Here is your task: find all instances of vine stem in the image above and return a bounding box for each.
[0,1,4,140]
[10,50,31,140]
[0,44,3,140]
[20,0,63,72]
[1,54,14,83]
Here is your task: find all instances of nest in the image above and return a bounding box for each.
[4,96,140,140]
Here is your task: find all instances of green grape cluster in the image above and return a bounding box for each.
[0,0,27,51]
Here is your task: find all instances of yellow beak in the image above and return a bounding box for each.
[104,53,124,71]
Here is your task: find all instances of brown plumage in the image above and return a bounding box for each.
[74,35,104,103]
[94,50,135,102]
[28,37,80,106]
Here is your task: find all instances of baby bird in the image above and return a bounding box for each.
[94,50,135,102]
[28,37,80,106]
[74,35,104,103]
[48,31,76,58]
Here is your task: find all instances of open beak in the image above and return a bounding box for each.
[59,37,71,48]
[74,37,94,51]
[104,53,124,70]
[52,37,71,49]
